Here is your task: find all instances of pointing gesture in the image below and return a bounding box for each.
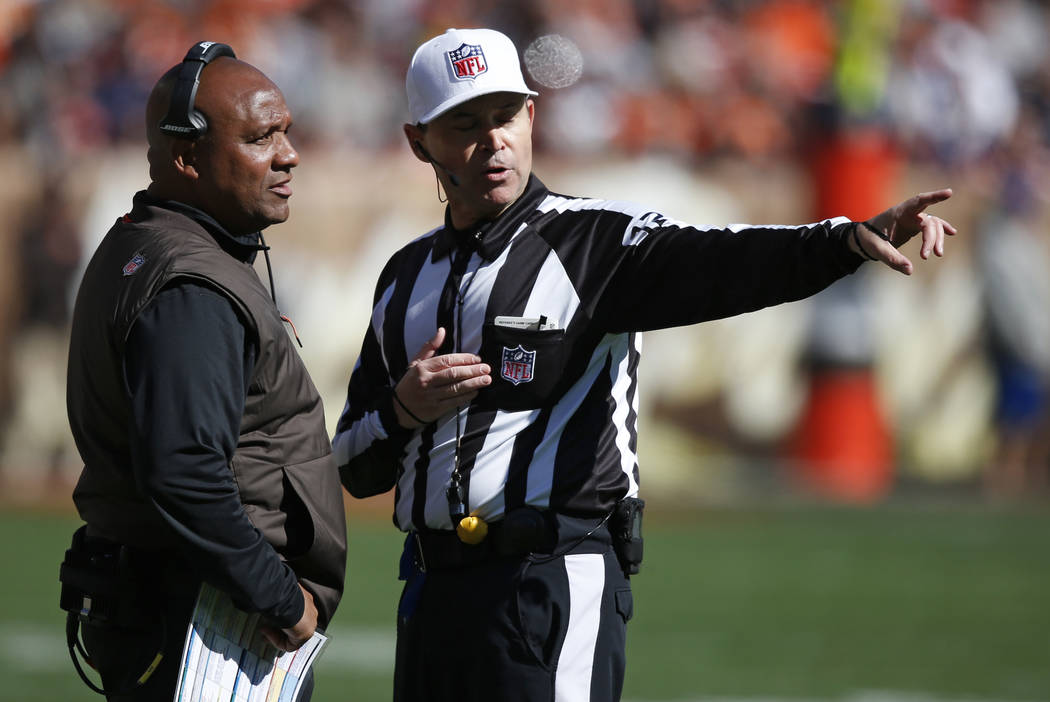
[850,188,958,275]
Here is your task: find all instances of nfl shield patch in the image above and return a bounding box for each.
[501,345,535,385]
[447,43,488,81]
[122,253,146,276]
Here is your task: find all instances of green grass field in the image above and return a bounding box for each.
[3,504,1048,702]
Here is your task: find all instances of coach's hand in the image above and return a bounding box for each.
[393,327,492,428]
[850,188,958,275]
[262,584,317,652]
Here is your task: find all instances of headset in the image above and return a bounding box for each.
[159,41,236,139]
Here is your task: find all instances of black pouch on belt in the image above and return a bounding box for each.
[610,498,645,576]
[58,525,149,629]
[497,507,554,555]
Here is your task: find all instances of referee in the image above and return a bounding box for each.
[334,27,956,702]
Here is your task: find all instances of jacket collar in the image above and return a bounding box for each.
[430,174,549,263]
[130,191,265,263]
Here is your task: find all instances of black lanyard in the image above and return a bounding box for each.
[440,242,480,524]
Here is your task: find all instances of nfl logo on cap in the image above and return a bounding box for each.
[406,28,538,125]
[448,43,487,80]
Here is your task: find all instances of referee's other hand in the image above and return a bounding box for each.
[394,327,492,428]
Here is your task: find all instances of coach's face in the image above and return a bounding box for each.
[191,59,299,236]
[406,92,534,230]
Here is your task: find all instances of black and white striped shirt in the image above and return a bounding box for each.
[334,175,861,532]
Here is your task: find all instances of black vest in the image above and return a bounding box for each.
[66,198,346,626]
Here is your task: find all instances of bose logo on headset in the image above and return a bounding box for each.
[159,41,237,139]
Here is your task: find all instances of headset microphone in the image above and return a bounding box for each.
[415,141,460,187]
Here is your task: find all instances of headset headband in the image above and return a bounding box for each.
[158,41,237,139]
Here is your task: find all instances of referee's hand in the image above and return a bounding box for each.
[394,327,492,428]
[850,188,957,275]
[261,584,318,652]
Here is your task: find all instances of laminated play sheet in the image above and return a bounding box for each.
[173,582,328,702]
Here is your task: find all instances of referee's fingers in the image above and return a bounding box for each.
[927,215,947,259]
[908,188,952,215]
[441,376,491,401]
[424,353,484,371]
[874,237,913,275]
[433,362,491,386]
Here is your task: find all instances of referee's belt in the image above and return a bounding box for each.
[411,508,609,572]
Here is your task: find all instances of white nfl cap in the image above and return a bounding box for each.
[406,28,538,125]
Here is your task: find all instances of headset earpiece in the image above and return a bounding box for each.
[159,41,236,139]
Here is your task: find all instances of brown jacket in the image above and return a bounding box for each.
[67,198,346,626]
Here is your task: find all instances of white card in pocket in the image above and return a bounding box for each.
[493,315,561,331]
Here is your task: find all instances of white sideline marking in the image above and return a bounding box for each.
[0,624,1019,702]
[316,625,396,672]
[0,623,396,674]
[0,625,65,671]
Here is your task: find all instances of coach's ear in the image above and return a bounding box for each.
[172,138,199,180]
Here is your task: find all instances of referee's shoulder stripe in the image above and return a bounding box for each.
[538,193,644,217]
[537,194,691,233]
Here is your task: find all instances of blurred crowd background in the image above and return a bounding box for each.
[1,0,1048,508]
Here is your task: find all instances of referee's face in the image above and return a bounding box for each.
[411,92,534,229]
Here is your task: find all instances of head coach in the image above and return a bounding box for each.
[333,27,956,702]
[62,42,346,701]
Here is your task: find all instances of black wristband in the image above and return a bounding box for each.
[859,219,891,242]
[393,389,429,426]
[851,223,879,261]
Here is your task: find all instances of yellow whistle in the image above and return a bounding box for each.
[456,514,488,544]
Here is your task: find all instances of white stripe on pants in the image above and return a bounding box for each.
[555,553,606,702]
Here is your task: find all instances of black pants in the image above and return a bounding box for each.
[78,568,198,702]
[393,520,633,702]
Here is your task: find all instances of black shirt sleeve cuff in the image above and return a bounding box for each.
[832,221,867,272]
[264,565,305,629]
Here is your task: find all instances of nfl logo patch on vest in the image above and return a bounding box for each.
[447,43,487,80]
[501,345,535,385]
[122,253,146,276]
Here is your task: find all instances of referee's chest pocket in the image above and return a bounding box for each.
[479,324,566,411]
